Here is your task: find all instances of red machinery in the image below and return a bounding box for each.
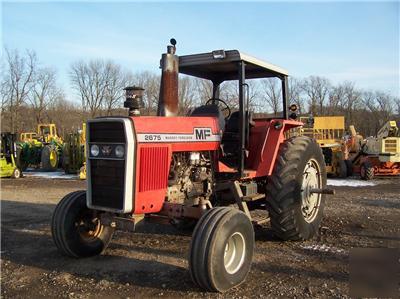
[346,122,400,180]
[52,40,331,292]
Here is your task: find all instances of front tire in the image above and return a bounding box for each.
[11,168,21,179]
[266,136,327,241]
[360,161,374,180]
[51,190,114,258]
[189,207,254,292]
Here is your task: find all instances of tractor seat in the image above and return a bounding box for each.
[224,111,255,133]
[190,104,226,132]
[222,111,255,159]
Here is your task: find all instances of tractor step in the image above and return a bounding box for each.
[251,216,269,226]
[242,193,265,201]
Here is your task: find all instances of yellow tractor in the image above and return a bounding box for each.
[1,133,22,178]
[20,132,38,142]
[300,116,349,177]
[18,123,64,171]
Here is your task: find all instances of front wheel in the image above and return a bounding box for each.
[360,162,374,180]
[11,168,21,179]
[51,190,114,258]
[266,136,327,241]
[189,207,254,292]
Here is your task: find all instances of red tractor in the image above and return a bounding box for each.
[52,40,330,292]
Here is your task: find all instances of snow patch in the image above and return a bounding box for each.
[300,244,347,255]
[23,170,78,180]
[327,179,376,187]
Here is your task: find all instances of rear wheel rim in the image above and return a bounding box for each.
[224,232,246,274]
[50,150,57,168]
[301,158,322,223]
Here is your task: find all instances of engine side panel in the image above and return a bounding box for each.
[132,116,221,214]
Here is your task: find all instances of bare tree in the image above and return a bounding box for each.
[0,59,11,113]
[328,84,346,115]
[103,65,134,115]
[46,96,82,135]
[70,59,117,117]
[341,81,361,125]
[220,80,260,112]
[288,77,304,114]
[261,78,281,116]
[178,76,199,115]
[302,76,331,115]
[194,78,213,103]
[132,71,160,115]
[2,48,37,132]
[219,81,238,110]
[394,97,400,116]
[29,67,63,124]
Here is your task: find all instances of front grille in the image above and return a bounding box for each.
[384,139,397,153]
[90,159,125,210]
[139,146,169,192]
[88,120,127,211]
[89,121,126,143]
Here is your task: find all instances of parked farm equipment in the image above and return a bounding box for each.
[62,123,86,179]
[51,40,333,292]
[18,123,63,171]
[1,132,22,178]
[347,121,400,180]
[300,116,349,177]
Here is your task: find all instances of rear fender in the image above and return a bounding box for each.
[255,119,302,177]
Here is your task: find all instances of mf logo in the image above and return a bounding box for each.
[195,128,212,140]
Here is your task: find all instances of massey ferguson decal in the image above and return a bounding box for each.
[137,128,221,143]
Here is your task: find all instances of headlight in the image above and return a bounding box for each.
[115,145,125,158]
[90,144,99,156]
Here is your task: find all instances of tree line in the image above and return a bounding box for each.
[1,48,399,138]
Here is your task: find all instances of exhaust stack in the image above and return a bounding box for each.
[157,39,179,116]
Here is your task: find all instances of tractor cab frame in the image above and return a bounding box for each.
[179,50,291,177]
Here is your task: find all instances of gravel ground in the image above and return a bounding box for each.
[1,176,399,298]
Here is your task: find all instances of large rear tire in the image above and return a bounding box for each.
[189,207,254,292]
[51,190,114,258]
[17,147,28,171]
[41,145,58,171]
[335,159,347,178]
[345,159,353,176]
[266,136,327,241]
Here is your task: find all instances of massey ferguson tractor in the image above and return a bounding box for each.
[52,40,331,292]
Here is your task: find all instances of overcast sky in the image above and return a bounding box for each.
[2,1,399,101]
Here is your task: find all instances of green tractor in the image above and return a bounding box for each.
[1,132,22,178]
[18,124,64,171]
[62,123,86,178]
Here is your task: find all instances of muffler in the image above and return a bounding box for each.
[157,39,179,117]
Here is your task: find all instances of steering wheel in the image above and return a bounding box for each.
[205,98,231,119]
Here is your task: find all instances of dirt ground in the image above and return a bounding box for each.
[1,176,399,298]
